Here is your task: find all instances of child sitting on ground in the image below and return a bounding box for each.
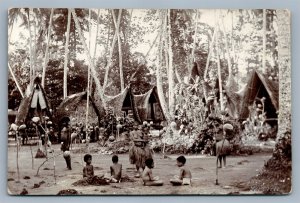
[83,154,94,178]
[141,158,163,186]
[109,155,122,183]
[170,155,192,186]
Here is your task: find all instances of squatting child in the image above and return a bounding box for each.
[170,155,192,186]
[109,155,122,183]
[83,154,94,178]
[141,158,163,186]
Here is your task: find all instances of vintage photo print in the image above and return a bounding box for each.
[7,8,291,195]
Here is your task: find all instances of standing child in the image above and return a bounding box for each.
[110,155,122,183]
[83,154,94,178]
[60,120,72,170]
[170,155,192,186]
[141,158,163,186]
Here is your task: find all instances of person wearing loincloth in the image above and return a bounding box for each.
[60,118,72,170]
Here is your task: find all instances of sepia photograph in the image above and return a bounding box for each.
[7,8,291,195]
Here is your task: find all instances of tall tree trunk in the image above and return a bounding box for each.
[86,9,92,143]
[63,9,71,99]
[167,9,175,120]
[221,12,233,86]
[190,9,199,72]
[32,9,37,76]
[277,9,291,138]
[129,27,160,82]
[42,8,54,87]
[103,10,111,71]
[216,26,224,111]
[103,10,122,90]
[204,25,217,80]
[71,9,107,108]
[112,9,124,91]
[91,9,101,97]
[8,63,24,98]
[157,10,170,122]
[28,9,34,88]
[92,9,101,65]
[262,9,267,73]
[8,13,16,43]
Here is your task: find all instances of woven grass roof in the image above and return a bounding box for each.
[133,86,165,122]
[55,91,102,124]
[239,70,279,119]
[105,86,141,122]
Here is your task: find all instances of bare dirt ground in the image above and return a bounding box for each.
[7,143,272,195]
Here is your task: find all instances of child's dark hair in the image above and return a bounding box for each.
[145,158,154,168]
[112,155,118,163]
[177,156,186,165]
[84,154,92,162]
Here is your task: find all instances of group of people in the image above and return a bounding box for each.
[59,117,232,184]
[59,118,194,187]
[81,153,192,186]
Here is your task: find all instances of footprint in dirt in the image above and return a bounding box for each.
[111,185,122,189]
[193,167,205,171]
[126,167,136,172]
[237,160,250,165]
[94,166,103,170]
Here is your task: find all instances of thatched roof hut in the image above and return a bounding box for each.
[15,77,52,125]
[55,91,103,125]
[133,86,165,123]
[239,70,279,124]
[105,86,141,122]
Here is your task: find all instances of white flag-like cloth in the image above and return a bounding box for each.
[31,89,47,109]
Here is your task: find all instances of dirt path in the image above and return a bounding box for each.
[7,143,272,195]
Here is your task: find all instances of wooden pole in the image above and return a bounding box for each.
[42,8,54,87]
[16,131,20,182]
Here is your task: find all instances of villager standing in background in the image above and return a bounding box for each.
[60,117,72,170]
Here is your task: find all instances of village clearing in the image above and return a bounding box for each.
[7,143,273,195]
